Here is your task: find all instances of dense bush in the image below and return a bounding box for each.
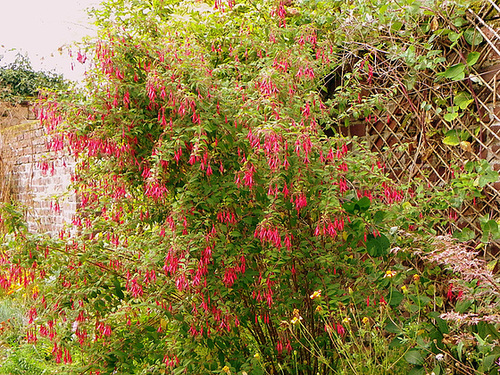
[0,0,499,374]
[0,54,68,103]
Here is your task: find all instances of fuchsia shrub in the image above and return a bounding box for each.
[1,0,497,374]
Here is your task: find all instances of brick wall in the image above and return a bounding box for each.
[0,102,76,235]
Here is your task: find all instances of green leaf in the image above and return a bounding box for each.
[466,51,480,66]
[389,337,403,348]
[432,365,442,375]
[454,91,474,109]
[365,233,390,257]
[373,210,387,224]
[477,170,499,188]
[457,341,464,361]
[483,354,498,370]
[453,17,467,27]
[385,320,402,334]
[342,197,371,214]
[442,130,460,145]
[443,112,459,122]
[388,289,404,307]
[408,367,425,375]
[357,196,371,212]
[391,21,403,31]
[455,299,473,313]
[438,63,465,81]
[464,29,484,46]
[453,227,475,242]
[405,350,425,366]
[448,31,461,43]
[435,317,449,334]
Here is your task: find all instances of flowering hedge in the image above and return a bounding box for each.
[2,0,499,374]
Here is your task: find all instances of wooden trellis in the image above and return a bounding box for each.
[338,0,500,257]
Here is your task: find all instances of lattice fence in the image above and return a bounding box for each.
[337,0,500,258]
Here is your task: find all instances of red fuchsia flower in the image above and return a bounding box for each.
[336,323,345,336]
[127,277,143,298]
[254,224,283,249]
[146,80,156,102]
[337,178,349,194]
[164,355,179,368]
[63,348,72,364]
[26,329,38,344]
[52,343,63,363]
[293,192,307,215]
[222,267,238,287]
[257,76,278,98]
[284,234,292,251]
[447,283,454,301]
[28,307,37,324]
[175,274,188,291]
[145,181,169,200]
[77,51,87,64]
[276,340,283,355]
[243,163,256,188]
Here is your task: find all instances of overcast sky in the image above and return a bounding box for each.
[0,0,102,80]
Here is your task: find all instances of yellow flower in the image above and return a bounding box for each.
[254,353,260,359]
[222,365,231,374]
[310,290,322,299]
[315,305,323,312]
[291,316,303,325]
[413,274,420,282]
[383,270,397,279]
[401,285,408,293]
[342,317,351,324]
[362,317,369,325]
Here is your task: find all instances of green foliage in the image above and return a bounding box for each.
[0,0,498,374]
[0,345,49,375]
[0,54,68,103]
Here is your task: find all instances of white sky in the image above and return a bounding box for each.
[0,0,102,81]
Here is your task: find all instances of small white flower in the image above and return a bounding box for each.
[435,353,445,361]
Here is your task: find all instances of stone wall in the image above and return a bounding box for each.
[0,102,76,235]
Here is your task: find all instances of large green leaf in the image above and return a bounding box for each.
[405,350,425,366]
[466,51,480,66]
[437,63,465,81]
[365,233,390,257]
[464,29,484,46]
[442,130,460,145]
[454,91,473,109]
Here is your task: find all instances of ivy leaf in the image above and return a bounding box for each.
[437,63,465,81]
[442,130,460,145]
[448,31,461,43]
[454,91,473,109]
[466,51,480,66]
[453,227,475,242]
[443,112,459,122]
[464,29,484,46]
[453,17,467,27]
